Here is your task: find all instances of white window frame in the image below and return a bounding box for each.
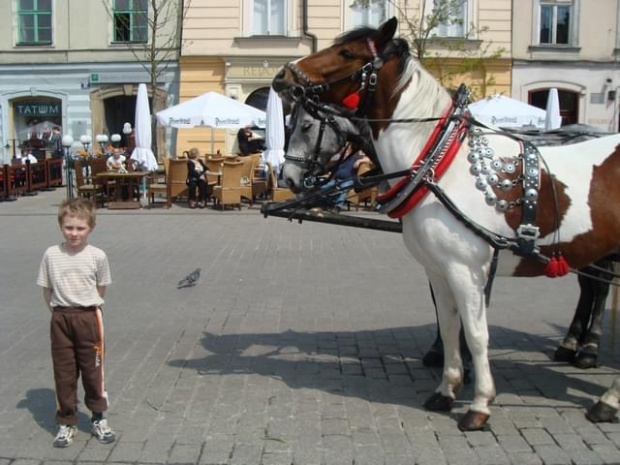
[424,0,476,39]
[246,0,288,36]
[344,0,393,30]
[533,0,579,47]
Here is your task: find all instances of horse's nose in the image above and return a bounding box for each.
[273,68,290,92]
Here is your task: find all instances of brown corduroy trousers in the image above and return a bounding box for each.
[50,307,108,425]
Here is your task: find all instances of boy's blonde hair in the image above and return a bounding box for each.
[58,198,96,228]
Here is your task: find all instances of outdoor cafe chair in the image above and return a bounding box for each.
[212,158,254,210]
[266,161,295,202]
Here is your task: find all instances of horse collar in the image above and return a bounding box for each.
[375,101,469,218]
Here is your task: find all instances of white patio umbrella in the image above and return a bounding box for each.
[156,92,267,154]
[545,88,562,131]
[263,87,286,174]
[131,83,158,171]
[468,94,547,129]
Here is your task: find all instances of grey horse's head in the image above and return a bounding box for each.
[282,105,375,193]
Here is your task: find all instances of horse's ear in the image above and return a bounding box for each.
[375,17,398,47]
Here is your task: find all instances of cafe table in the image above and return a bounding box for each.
[96,170,149,209]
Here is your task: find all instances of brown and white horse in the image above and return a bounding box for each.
[273,17,620,430]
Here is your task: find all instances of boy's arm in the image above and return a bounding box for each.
[97,285,106,299]
[42,287,53,313]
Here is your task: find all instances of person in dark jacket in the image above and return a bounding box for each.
[186,147,208,208]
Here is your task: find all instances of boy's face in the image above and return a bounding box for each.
[60,215,93,250]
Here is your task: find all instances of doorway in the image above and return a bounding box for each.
[529,88,579,126]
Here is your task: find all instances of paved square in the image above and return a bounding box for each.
[1,188,619,464]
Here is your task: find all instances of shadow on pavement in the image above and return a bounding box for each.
[168,324,616,411]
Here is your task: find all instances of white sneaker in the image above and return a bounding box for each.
[91,418,116,444]
[53,424,77,448]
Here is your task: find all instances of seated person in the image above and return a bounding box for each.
[237,126,264,156]
[186,147,208,209]
[106,149,126,171]
[15,147,38,165]
[319,146,371,210]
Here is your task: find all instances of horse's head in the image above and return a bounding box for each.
[273,17,403,113]
[283,105,362,193]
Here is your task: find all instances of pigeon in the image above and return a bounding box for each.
[178,268,201,289]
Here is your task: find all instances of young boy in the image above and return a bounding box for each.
[37,198,116,448]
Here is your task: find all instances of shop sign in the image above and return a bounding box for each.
[15,101,61,117]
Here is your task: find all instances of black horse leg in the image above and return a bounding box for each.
[554,271,594,363]
[422,283,472,383]
[575,258,614,369]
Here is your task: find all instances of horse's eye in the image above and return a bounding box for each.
[339,49,355,60]
[301,122,313,132]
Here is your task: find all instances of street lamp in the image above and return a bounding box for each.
[122,123,132,149]
[95,134,109,154]
[110,134,121,147]
[62,135,74,199]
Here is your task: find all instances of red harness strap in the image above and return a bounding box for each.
[375,105,468,219]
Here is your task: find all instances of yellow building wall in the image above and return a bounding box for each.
[175,57,228,156]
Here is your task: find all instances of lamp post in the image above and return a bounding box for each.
[62,135,74,199]
[122,123,132,150]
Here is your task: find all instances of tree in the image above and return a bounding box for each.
[101,0,191,156]
[353,0,505,99]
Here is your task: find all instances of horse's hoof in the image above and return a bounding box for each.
[424,392,454,411]
[458,410,490,431]
[422,350,444,368]
[574,352,598,369]
[586,401,618,423]
[553,346,576,363]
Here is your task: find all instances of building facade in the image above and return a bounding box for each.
[179,0,513,155]
[512,0,620,131]
[0,0,182,163]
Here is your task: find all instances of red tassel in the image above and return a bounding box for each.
[342,92,360,110]
[545,256,559,278]
[556,255,570,276]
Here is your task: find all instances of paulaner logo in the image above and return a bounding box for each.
[169,117,191,125]
[215,117,240,126]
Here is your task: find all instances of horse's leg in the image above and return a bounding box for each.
[587,376,620,423]
[575,259,613,369]
[423,284,473,384]
[422,283,446,367]
[554,272,593,363]
[452,267,495,432]
[423,272,463,412]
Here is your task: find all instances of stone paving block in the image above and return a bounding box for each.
[590,444,620,464]
[497,434,532,453]
[169,443,203,464]
[465,431,496,447]
[199,450,232,465]
[520,427,555,446]
[532,444,571,465]
[107,440,144,463]
[473,444,510,465]
[322,435,353,465]
[230,443,263,465]
[438,434,479,465]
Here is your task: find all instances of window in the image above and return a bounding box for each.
[348,0,389,28]
[17,0,52,45]
[252,0,286,35]
[539,2,571,45]
[113,0,148,43]
[432,0,468,38]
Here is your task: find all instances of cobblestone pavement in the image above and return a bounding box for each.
[2,188,620,465]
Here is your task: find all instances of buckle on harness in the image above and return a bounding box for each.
[517,223,540,255]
